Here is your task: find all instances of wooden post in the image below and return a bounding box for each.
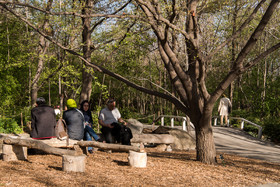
[128,151,147,168]
[2,144,27,161]
[62,155,86,172]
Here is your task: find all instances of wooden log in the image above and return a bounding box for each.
[62,155,86,172]
[128,151,147,168]
[76,141,140,152]
[131,134,174,144]
[2,144,28,161]
[3,137,80,156]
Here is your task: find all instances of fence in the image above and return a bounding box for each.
[212,116,263,139]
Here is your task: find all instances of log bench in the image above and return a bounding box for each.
[0,133,144,171]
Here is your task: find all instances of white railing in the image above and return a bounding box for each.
[212,116,263,139]
[153,115,195,131]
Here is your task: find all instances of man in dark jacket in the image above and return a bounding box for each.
[63,99,84,140]
[31,97,56,139]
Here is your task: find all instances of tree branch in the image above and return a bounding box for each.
[1,3,187,113]
[243,42,280,72]
[206,0,267,61]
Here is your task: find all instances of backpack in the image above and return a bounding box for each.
[111,122,133,145]
[55,118,68,140]
[119,125,133,145]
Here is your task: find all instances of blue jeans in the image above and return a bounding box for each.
[84,125,99,151]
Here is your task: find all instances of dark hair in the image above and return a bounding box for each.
[107,97,115,104]
[36,97,46,106]
[80,100,93,123]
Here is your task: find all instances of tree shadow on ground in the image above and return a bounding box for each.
[147,150,196,162]
[112,160,129,166]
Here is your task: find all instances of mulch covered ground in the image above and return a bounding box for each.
[0,148,279,186]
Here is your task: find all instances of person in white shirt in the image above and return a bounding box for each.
[218,94,232,127]
[98,98,127,143]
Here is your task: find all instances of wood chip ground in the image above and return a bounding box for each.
[0,148,279,186]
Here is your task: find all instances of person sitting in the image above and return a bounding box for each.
[63,99,84,140]
[30,97,56,139]
[80,100,100,153]
[98,98,132,145]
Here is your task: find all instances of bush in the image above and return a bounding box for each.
[262,118,280,143]
[0,117,23,134]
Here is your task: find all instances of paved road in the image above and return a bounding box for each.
[213,127,280,163]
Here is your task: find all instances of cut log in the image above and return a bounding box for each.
[2,144,28,161]
[3,137,80,156]
[131,134,174,144]
[76,141,140,152]
[62,155,86,172]
[128,151,147,168]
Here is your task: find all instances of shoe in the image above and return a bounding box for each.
[88,150,93,154]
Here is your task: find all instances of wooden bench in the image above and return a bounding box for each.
[0,133,143,171]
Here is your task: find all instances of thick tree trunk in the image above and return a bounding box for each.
[195,112,216,164]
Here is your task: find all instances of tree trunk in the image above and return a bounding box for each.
[79,0,93,103]
[30,0,52,106]
[195,112,216,164]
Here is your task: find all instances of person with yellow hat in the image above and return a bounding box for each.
[63,99,84,140]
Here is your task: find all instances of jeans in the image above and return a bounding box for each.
[84,125,99,151]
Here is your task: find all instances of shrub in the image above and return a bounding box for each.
[0,117,23,134]
[262,118,280,143]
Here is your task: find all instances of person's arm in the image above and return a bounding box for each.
[118,118,127,125]
[98,119,113,128]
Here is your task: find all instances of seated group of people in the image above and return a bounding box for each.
[31,97,131,153]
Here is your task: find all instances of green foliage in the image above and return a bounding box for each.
[262,118,280,143]
[0,117,23,134]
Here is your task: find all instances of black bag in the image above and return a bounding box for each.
[111,122,133,145]
[228,106,231,114]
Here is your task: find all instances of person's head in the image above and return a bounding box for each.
[106,98,116,111]
[66,99,77,109]
[222,94,227,98]
[36,97,46,106]
[80,100,90,112]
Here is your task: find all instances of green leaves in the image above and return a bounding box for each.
[0,117,23,134]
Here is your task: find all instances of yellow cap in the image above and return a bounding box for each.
[66,99,77,108]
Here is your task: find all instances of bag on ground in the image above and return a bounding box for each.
[55,118,68,140]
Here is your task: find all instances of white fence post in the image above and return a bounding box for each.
[182,117,186,131]
[214,117,217,126]
[171,118,174,128]
[161,117,164,126]
[241,120,244,129]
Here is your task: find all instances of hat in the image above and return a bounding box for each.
[66,99,77,108]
